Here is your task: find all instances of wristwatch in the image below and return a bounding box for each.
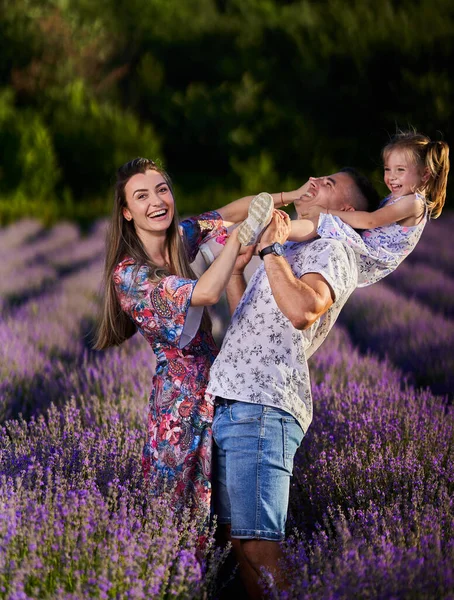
[259,242,285,260]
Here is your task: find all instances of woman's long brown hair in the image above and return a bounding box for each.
[94,158,210,350]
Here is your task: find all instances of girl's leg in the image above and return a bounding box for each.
[287,217,319,242]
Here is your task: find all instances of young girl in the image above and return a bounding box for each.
[293,131,450,286]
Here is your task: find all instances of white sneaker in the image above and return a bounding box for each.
[237,192,274,246]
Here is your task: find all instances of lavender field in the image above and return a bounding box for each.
[0,218,453,599]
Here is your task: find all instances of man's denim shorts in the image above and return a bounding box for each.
[212,399,305,541]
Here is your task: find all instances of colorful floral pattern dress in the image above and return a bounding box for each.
[113,211,227,513]
[316,193,427,287]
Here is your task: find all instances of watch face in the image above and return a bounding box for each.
[273,243,285,256]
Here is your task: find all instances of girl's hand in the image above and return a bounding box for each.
[299,204,326,219]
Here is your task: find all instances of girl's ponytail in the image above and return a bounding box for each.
[424,140,450,219]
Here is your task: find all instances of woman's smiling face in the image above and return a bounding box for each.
[123,169,175,235]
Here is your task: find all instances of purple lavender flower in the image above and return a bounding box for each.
[0,217,453,599]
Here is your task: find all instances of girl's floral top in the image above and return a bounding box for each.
[317,193,427,287]
[113,211,227,514]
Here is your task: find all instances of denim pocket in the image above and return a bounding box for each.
[229,402,263,423]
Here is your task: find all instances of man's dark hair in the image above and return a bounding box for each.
[340,167,381,212]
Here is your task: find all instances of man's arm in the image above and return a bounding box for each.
[258,212,335,330]
[262,255,334,330]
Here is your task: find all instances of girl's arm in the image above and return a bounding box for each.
[300,194,423,230]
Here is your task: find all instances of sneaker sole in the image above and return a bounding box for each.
[237,192,274,246]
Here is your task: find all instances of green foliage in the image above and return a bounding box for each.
[0,88,60,221]
[0,0,453,223]
[50,79,161,198]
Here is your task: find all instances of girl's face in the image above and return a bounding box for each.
[123,169,175,236]
[384,150,426,198]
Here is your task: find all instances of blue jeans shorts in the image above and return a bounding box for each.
[212,399,305,541]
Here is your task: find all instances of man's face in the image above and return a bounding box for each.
[295,172,354,216]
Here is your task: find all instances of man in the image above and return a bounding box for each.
[207,168,379,598]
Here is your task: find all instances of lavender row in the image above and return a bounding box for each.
[0,400,222,600]
[46,220,108,274]
[0,219,44,251]
[385,260,454,317]
[289,326,453,598]
[2,226,108,308]
[0,259,151,421]
[2,222,80,270]
[1,243,452,419]
[0,264,57,313]
[338,282,454,396]
[0,218,453,597]
[279,373,454,599]
[0,340,452,598]
[405,216,454,276]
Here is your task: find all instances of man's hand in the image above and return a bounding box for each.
[259,210,291,250]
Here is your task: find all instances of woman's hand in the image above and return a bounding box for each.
[233,245,256,275]
[292,180,312,199]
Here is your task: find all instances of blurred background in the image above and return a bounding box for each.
[1,4,453,597]
[0,0,453,225]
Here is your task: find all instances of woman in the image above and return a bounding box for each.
[94,157,291,514]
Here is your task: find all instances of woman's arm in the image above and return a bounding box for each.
[301,194,423,230]
[224,247,256,315]
[190,226,242,306]
[215,181,312,226]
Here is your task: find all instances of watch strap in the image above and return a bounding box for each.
[259,243,280,260]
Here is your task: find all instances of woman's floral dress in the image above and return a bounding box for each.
[113,211,227,513]
[316,193,427,286]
